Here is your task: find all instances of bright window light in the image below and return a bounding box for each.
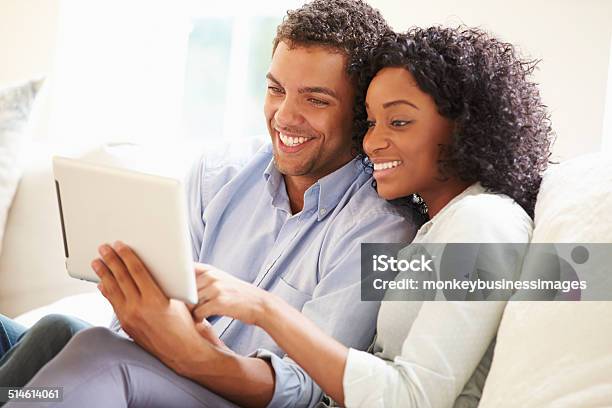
[49,0,303,147]
[182,0,302,141]
[49,0,191,146]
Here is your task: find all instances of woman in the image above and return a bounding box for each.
[191,26,553,407]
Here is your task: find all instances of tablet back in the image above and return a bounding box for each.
[52,156,197,304]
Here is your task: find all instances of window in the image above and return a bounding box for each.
[181,1,302,141]
[49,0,191,145]
[49,1,301,146]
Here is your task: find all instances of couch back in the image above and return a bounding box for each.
[0,143,91,317]
[480,152,612,407]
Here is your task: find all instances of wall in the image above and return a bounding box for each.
[0,0,61,140]
[0,0,59,84]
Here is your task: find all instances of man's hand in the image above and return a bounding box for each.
[192,264,273,327]
[92,241,226,370]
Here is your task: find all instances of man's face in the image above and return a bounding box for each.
[264,41,355,181]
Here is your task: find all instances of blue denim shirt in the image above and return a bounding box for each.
[186,142,418,408]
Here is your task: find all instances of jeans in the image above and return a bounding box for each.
[0,314,91,391]
[0,316,26,357]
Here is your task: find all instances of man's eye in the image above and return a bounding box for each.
[268,86,284,94]
[391,120,412,127]
[308,98,329,107]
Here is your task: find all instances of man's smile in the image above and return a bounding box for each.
[275,129,315,153]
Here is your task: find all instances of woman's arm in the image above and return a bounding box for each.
[192,267,505,408]
[259,292,350,404]
[191,262,507,408]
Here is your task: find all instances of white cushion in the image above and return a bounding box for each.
[531,152,612,243]
[0,79,44,252]
[0,142,91,318]
[480,153,612,407]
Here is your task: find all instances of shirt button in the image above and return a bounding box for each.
[319,208,327,216]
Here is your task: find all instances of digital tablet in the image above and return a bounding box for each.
[52,156,198,304]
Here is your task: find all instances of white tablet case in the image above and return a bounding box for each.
[53,156,197,304]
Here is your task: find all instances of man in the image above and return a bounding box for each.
[4,1,417,407]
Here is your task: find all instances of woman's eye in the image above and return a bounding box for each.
[391,120,411,127]
[365,120,375,128]
[308,98,329,107]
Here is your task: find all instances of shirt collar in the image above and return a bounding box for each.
[262,157,364,220]
[312,158,363,220]
[263,158,289,212]
[263,157,280,186]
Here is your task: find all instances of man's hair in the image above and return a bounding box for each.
[272,0,391,150]
[273,0,390,59]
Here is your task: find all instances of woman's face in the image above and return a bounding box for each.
[363,67,458,204]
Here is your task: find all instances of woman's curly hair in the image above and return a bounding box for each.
[355,27,554,218]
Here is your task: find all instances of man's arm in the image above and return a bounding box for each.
[180,298,349,406]
[93,241,276,408]
[173,346,276,408]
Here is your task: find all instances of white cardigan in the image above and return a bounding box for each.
[342,183,533,408]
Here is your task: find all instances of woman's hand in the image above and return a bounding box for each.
[192,263,273,327]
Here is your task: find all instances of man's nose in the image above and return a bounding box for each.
[275,96,303,128]
[363,125,389,156]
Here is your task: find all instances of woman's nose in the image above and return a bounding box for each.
[363,125,389,156]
